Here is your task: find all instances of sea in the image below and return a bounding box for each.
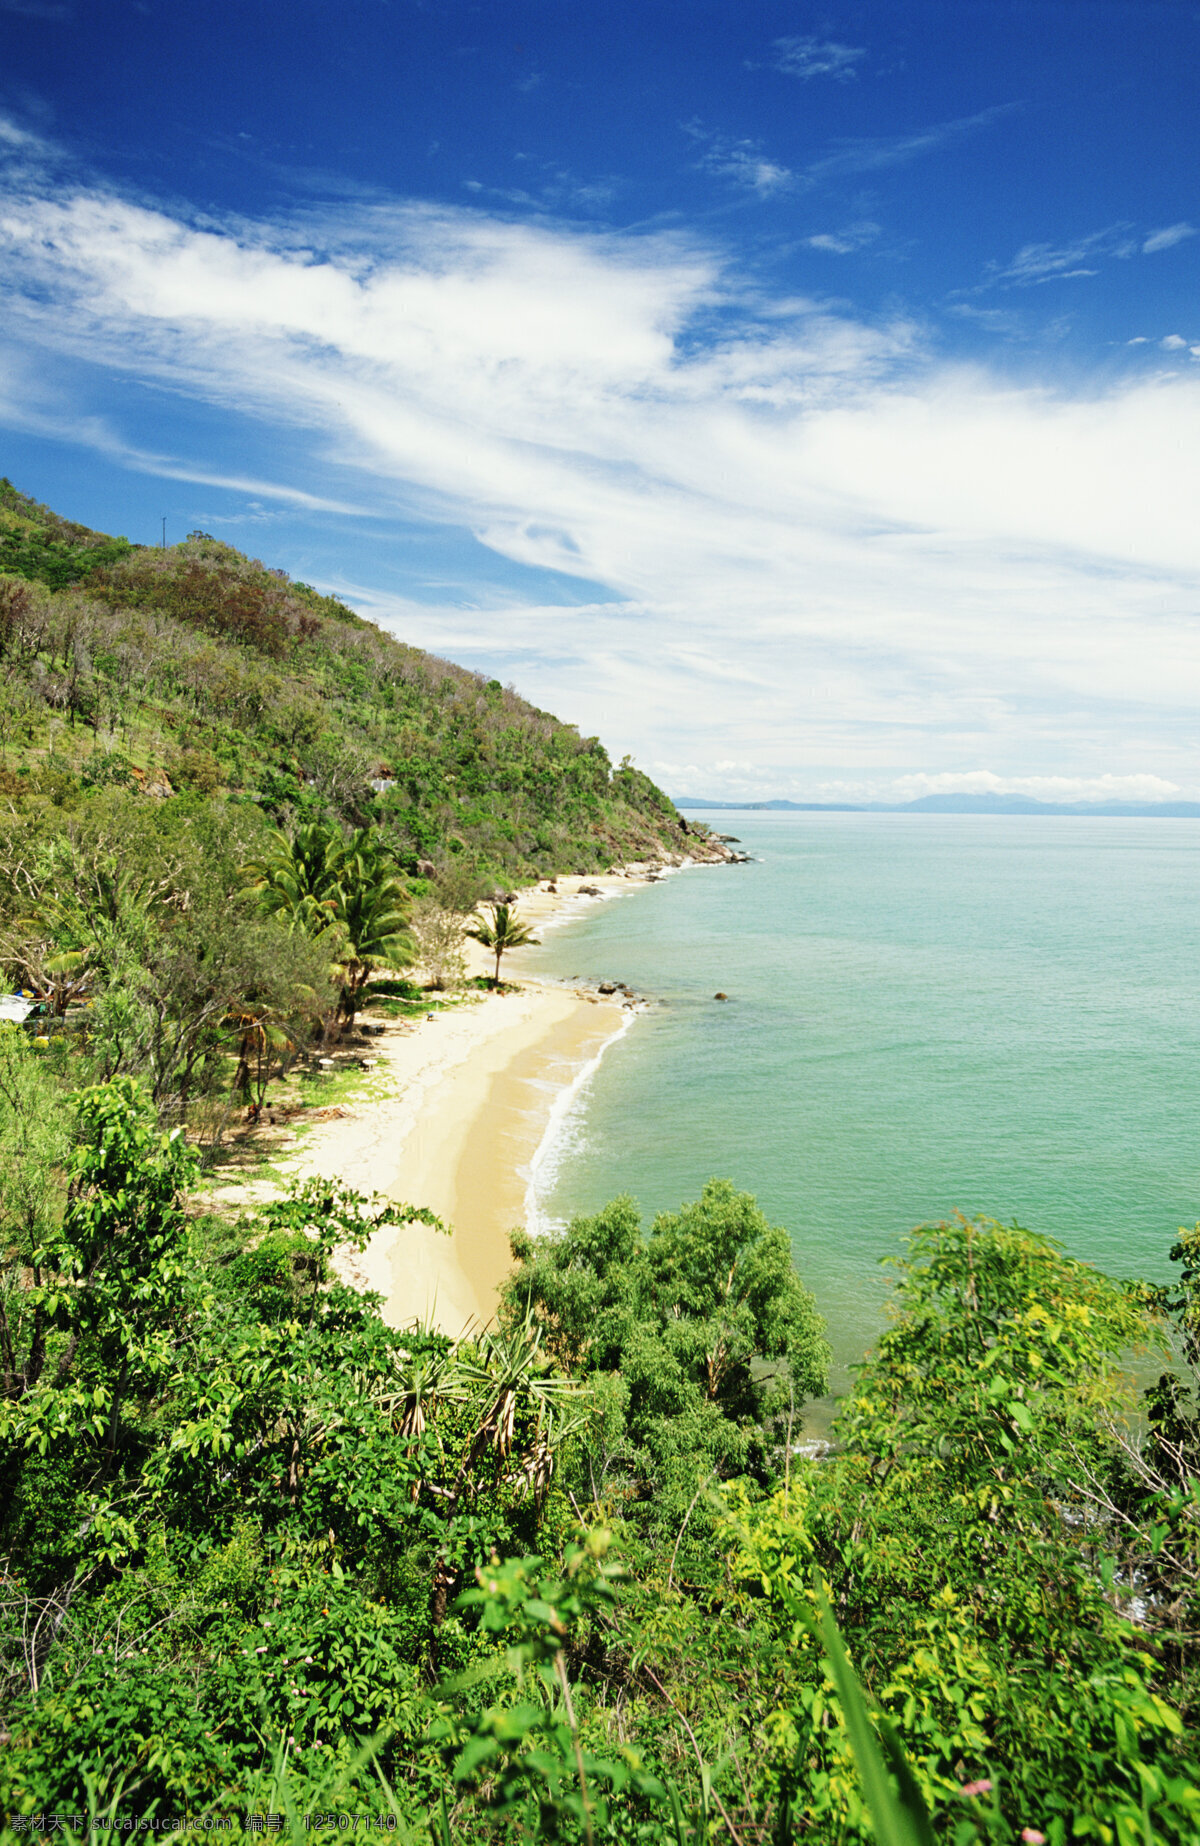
[521,811,1200,1395]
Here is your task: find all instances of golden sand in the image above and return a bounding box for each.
[282,866,660,1332]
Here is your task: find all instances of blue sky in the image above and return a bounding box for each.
[2,0,1199,801]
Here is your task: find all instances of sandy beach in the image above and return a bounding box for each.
[272,862,676,1334]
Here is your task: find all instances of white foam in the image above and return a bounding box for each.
[522,1005,640,1236]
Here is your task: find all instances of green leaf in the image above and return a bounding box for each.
[810,1578,937,1846]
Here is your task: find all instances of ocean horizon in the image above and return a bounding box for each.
[522,810,1200,1394]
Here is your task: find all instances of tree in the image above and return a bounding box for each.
[0,1029,70,1400]
[241,821,345,933]
[3,844,167,1016]
[501,1181,829,1528]
[410,895,467,991]
[328,828,415,1019]
[466,901,540,987]
[243,821,414,1021]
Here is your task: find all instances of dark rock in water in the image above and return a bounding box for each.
[598,981,618,995]
[578,883,601,896]
[714,992,729,1001]
[716,834,741,843]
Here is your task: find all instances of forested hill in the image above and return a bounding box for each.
[0,477,689,886]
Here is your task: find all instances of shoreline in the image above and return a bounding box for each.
[265,853,723,1334]
[523,1001,637,1239]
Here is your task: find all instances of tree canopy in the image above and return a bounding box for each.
[502,1181,830,1527]
[0,1070,1198,1838]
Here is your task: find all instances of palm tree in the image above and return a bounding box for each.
[243,822,415,1021]
[241,822,343,932]
[331,868,415,1021]
[466,902,540,987]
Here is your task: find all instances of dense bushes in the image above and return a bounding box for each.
[0,477,133,589]
[501,1183,830,1538]
[0,483,692,889]
[1,1064,1198,1838]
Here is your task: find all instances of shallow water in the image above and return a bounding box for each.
[522,812,1200,1386]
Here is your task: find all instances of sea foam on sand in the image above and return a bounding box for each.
[291,867,658,1333]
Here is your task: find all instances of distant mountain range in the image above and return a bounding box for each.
[674,793,1200,818]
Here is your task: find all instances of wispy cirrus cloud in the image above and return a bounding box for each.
[767,36,866,82]
[0,0,72,16]
[1,152,1199,797]
[0,113,52,149]
[806,220,880,255]
[985,220,1197,289]
[803,104,1019,183]
[1143,221,1195,254]
[685,122,793,195]
[989,224,1137,286]
[463,164,619,214]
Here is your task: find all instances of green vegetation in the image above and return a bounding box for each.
[500,1182,830,1534]
[1,1057,1197,1838]
[467,902,542,988]
[0,478,135,590]
[0,480,690,888]
[1,486,1197,1839]
[0,480,698,1145]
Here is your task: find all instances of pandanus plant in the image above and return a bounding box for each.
[6,851,166,1015]
[379,1312,586,1632]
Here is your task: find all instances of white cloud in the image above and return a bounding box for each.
[1161,334,1187,349]
[990,220,1196,290]
[990,225,1134,286]
[653,767,1193,805]
[769,36,865,81]
[806,107,1018,183]
[686,124,793,195]
[806,221,880,255]
[1,174,1199,797]
[0,0,72,16]
[0,114,47,149]
[1143,222,1195,254]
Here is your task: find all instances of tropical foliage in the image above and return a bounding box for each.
[242,819,416,1020]
[0,481,692,891]
[501,1181,830,1535]
[1,1057,1197,1839]
[2,482,1197,1839]
[466,901,541,987]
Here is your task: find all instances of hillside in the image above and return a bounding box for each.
[676,794,1200,816]
[0,478,691,885]
[1,485,1198,1841]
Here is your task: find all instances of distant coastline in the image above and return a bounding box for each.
[674,793,1200,818]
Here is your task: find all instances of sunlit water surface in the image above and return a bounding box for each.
[522,813,1200,1390]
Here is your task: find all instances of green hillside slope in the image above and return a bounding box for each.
[0,477,690,883]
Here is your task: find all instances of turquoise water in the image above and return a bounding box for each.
[523,813,1200,1387]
